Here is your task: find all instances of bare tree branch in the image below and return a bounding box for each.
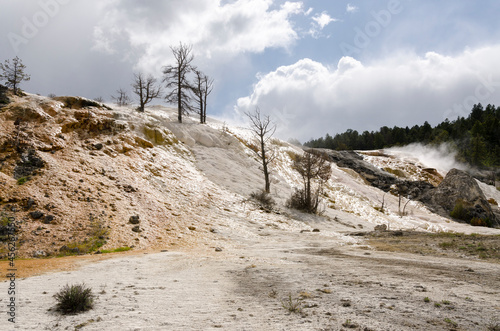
[132,72,162,112]
[111,88,131,107]
[162,42,195,123]
[245,107,277,193]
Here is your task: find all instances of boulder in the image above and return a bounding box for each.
[427,169,498,227]
[129,215,140,224]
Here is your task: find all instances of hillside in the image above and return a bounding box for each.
[0,92,499,259]
[1,92,500,330]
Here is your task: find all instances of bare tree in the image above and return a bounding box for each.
[162,43,195,123]
[111,88,131,107]
[288,150,332,214]
[0,56,30,95]
[132,72,162,112]
[192,69,214,124]
[245,107,277,193]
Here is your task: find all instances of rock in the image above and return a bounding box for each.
[59,245,79,254]
[134,136,154,148]
[29,211,44,219]
[374,224,387,231]
[188,226,196,231]
[24,197,36,210]
[423,168,498,227]
[43,215,54,224]
[129,215,140,224]
[215,247,223,252]
[14,149,45,180]
[210,228,218,233]
[33,250,47,258]
[93,143,104,150]
[132,225,142,233]
[312,228,320,232]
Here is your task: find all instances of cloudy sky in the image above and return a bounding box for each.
[1,0,500,142]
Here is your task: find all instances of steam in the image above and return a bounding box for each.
[384,143,468,175]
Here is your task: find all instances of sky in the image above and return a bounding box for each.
[1,0,500,142]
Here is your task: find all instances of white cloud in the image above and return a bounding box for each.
[312,11,336,29]
[346,4,358,13]
[309,11,337,38]
[234,46,500,142]
[92,0,305,73]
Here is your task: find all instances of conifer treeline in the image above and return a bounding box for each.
[304,104,500,167]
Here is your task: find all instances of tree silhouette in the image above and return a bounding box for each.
[0,56,30,95]
[163,43,195,123]
[192,69,213,124]
[245,107,276,193]
[132,72,162,112]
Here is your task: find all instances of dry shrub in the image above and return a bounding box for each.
[54,283,94,314]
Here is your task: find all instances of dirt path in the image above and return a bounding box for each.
[1,221,500,331]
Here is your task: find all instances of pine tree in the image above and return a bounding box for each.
[0,56,30,94]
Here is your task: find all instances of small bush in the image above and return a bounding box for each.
[449,199,469,221]
[280,293,302,313]
[250,190,275,209]
[54,283,94,314]
[16,176,29,185]
[470,217,491,227]
[424,297,430,303]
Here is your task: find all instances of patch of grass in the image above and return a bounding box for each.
[58,214,108,257]
[434,302,441,308]
[16,176,30,185]
[368,231,500,262]
[342,319,359,328]
[442,300,451,305]
[424,297,430,303]
[438,241,454,249]
[54,283,94,314]
[100,246,131,254]
[444,318,458,327]
[280,293,302,314]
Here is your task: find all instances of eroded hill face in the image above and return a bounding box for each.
[1,93,499,258]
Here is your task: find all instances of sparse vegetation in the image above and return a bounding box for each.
[444,318,457,327]
[58,214,108,256]
[424,297,430,303]
[342,319,359,328]
[287,150,331,214]
[367,231,500,262]
[250,190,275,210]
[99,246,131,254]
[16,176,29,185]
[280,293,302,313]
[449,199,469,221]
[0,56,30,94]
[54,283,94,314]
